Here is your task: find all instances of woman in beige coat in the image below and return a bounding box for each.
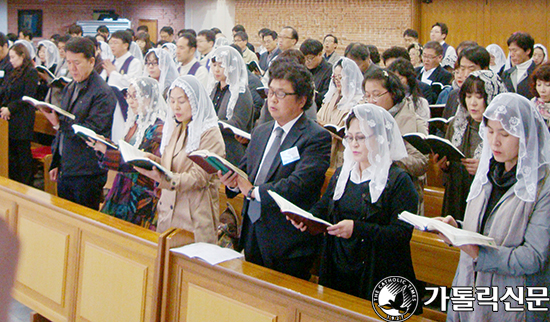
[135,75,225,243]
[363,68,429,214]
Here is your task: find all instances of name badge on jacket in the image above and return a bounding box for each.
[280,146,300,165]
[0,70,4,78]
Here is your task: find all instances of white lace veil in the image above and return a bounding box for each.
[144,48,180,96]
[129,41,144,63]
[124,77,169,149]
[534,44,548,64]
[451,69,507,157]
[322,57,364,111]
[467,93,550,203]
[213,37,230,50]
[162,75,219,154]
[206,46,248,120]
[37,40,60,69]
[161,43,177,62]
[486,44,506,75]
[14,40,36,60]
[99,41,114,62]
[334,104,408,203]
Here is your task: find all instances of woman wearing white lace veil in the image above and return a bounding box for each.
[87,77,167,230]
[438,93,550,322]
[161,42,177,62]
[533,43,548,66]
[486,44,506,75]
[14,40,35,61]
[134,75,225,241]
[143,48,179,98]
[99,40,114,62]
[317,57,364,168]
[207,45,254,164]
[36,40,60,100]
[437,70,507,221]
[291,104,423,312]
[129,41,144,64]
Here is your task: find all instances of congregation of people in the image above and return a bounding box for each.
[1,19,550,321]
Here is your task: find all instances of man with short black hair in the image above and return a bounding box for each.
[344,42,379,78]
[416,41,453,103]
[176,33,208,87]
[103,30,143,87]
[501,32,536,99]
[160,26,175,43]
[178,28,196,38]
[42,37,116,210]
[232,25,255,53]
[136,25,149,36]
[430,22,457,70]
[68,24,83,37]
[323,34,340,65]
[300,38,332,108]
[382,46,411,67]
[259,30,281,72]
[234,31,258,66]
[257,28,271,55]
[0,32,13,91]
[96,25,110,40]
[278,26,298,52]
[197,29,216,70]
[403,28,419,46]
[220,59,331,281]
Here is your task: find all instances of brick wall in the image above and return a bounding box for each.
[235,0,413,54]
[8,0,185,40]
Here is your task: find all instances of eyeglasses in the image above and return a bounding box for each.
[266,88,298,99]
[145,61,159,67]
[343,134,367,144]
[363,91,389,103]
[305,56,317,63]
[421,54,439,60]
[125,92,138,100]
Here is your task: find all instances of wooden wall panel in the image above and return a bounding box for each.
[420,0,548,49]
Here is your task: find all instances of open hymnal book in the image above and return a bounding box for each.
[218,121,251,140]
[428,116,455,133]
[23,96,75,120]
[72,124,118,150]
[267,190,332,235]
[323,124,345,139]
[398,211,496,248]
[403,132,465,161]
[171,242,244,265]
[118,140,173,179]
[36,65,71,88]
[188,150,248,180]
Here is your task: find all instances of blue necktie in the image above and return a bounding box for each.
[248,127,284,223]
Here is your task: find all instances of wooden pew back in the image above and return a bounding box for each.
[0,119,7,177]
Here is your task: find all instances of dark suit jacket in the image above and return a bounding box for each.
[501,61,536,100]
[259,48,282,72]
[415,66,453,104]
[227,113,331,263]
[0,66,38,140]
[310,59,333,108]
[51,71,116,177]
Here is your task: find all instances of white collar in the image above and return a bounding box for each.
[274,112,303,134]
[350,162,373,184]
[180,57,198,68]
[516,58,533,71]
[115,51,132,61]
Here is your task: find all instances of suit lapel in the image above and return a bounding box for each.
[262,114,307,183]
[248,122,274,182]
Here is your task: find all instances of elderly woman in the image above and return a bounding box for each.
[364,68,429,214]
[438,93,550,321]
[436,70,507,221]
[207,45,254,164]
[290,104,423,312]
[143,48,179,99]
[88,77,167,229]
[317,57,364,168]
[135,75,225,242]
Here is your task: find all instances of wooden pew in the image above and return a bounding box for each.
[0,176,166,322]
[32,111,57,195]
[424,186,444,218]
[160,228,437,322]
[0,119,7,177]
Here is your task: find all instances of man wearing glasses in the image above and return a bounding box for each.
[415,41,453,104]
[220,60,331,281]
[300,38,332,109]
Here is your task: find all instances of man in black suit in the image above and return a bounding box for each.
[501,32,536,100]
[415,41,453,104]
[0,33,12,91]
[259,30,281,73]
[344,42,379,79]
[220,60,331,280]
[41,37,116,210]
